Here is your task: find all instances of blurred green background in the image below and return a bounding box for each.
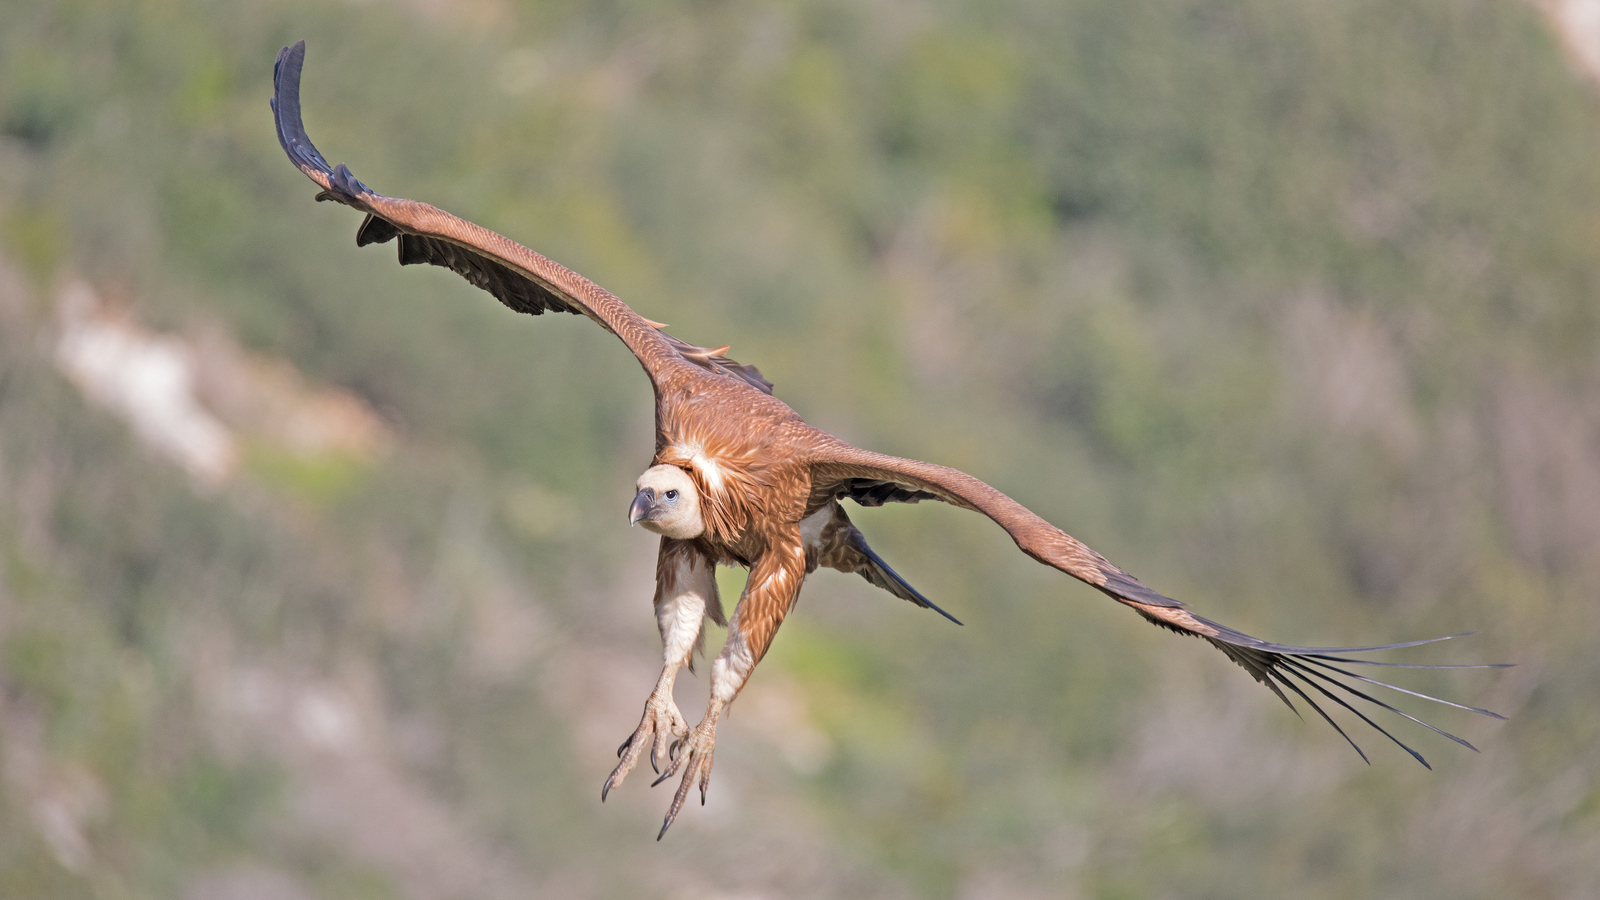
[0,0,1592,897]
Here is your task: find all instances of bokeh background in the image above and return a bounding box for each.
[1,0,1596,897]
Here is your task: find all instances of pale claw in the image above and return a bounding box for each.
[602,692,688,801]
[653,719,717,840]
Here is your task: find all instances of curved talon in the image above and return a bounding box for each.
[659,749,708,838]
[655,719,718,839]
[650,736,689,787]
[603,691,688,801]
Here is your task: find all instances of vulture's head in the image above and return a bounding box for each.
[629,465,704,539]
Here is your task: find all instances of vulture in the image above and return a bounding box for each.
[271,42,1505,839]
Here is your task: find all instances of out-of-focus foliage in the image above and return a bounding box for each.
[0,0,1594,897]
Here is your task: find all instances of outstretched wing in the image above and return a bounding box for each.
[270,41,772,395]
[806,438,1508,767]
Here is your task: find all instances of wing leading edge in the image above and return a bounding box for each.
[271,41,773,395]
[808,441,1508,767]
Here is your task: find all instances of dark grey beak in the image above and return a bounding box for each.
[628,488,655,526]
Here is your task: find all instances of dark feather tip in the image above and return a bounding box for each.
[1196,625,1504,767]
[331,163,369,199]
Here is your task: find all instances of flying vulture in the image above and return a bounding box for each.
[272,42,1504,839]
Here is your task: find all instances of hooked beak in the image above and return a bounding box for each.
[628,488,655,526]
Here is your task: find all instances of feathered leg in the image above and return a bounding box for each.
[604,539,723,800]
[653,530,805,838]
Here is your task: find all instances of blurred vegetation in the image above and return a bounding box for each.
[0,0,1596,897]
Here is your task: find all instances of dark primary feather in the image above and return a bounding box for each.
[270,44,335,190]
[1103,573,1507,769]
[1146,610,1508,769]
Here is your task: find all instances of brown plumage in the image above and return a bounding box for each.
[272,42,1506,839]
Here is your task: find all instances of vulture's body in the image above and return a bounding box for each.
[271,42,1504,839]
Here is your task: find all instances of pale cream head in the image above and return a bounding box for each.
[630,465,704,540]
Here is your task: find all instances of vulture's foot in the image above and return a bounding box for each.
[602,689,688,801]
[651,715,719,839]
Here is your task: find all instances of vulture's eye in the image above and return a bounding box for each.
[665,490,678,500]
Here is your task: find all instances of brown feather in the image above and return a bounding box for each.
[728,523,807,665]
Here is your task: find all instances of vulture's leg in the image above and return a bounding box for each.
[603,539,722,801]
[653,532,806,839]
